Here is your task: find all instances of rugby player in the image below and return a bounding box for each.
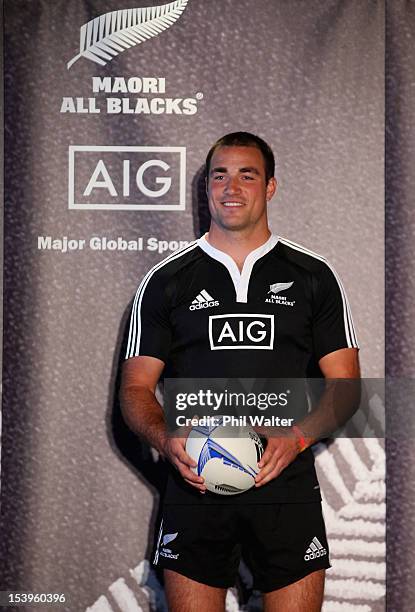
[121,132,360,611]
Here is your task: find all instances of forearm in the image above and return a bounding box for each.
[120,384,168,455]
[256,378,361,476]
[120,382,205,491]
[292,349,362,449]
[296,377,361,447]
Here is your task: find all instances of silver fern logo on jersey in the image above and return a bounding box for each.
[265,281,296,307]
[67,1,189,69]
[268,282,294,294]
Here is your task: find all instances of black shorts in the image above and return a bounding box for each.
[153,502,331,592]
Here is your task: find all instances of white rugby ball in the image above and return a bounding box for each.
[185,419,264,495]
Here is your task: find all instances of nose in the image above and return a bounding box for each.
[224,175,241,195]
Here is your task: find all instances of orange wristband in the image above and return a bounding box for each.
[292,425,307,452]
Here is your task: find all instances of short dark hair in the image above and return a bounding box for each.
[205,132,275,183]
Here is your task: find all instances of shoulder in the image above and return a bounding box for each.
[276,236,334,278]
[276,237,355,330]
[138,240,201,290]
[275,237,350,301]
[276,236,350,300]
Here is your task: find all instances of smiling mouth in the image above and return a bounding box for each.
[221,201,244,207]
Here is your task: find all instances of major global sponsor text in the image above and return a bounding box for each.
[37,235,191,254]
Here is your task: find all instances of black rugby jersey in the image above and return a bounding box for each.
[125,234,359,503]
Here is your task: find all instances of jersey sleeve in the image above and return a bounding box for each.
[312,262,359,361]
[125,270,172,362]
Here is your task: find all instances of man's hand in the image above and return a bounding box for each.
[255,434,299,487]
[162,435,207,493]
[121,356,206,493]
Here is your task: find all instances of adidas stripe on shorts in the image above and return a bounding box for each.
[153,502,330,592]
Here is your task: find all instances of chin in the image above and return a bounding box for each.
[212,215,249,231]
[219,221,250,231]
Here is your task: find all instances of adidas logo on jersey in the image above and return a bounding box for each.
[189,290,219,311]
[304,537,327,561]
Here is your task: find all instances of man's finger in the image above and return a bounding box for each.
[174,443,197,468]
[257,454,293,486]
[256,460,284,487]
[258,445,279,469]
[257,448,272,469]
[255,455,279,483]
[177,462,204,484]
[184,478,206,492]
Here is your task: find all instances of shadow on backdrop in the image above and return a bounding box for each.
[106,165,210,597]
[108,165,262,609]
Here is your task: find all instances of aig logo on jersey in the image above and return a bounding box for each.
[209,314,274,350]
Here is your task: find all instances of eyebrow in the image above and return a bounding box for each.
[210,166,261,175]
[240,166,261,175]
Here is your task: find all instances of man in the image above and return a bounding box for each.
[121,132,360,611]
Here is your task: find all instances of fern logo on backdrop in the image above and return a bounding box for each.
[67,0,189,69]
[62,0,201,115]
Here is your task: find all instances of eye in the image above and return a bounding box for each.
[214,175,224,181]
[242,175,254,180]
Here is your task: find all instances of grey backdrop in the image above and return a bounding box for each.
[1,1,385,611]
[386,2,415,612]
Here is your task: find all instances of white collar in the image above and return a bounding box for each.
[197,233,279,303]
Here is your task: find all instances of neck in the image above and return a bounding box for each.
[206,223,271,271]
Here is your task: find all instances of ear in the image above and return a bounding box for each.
[205,176,209,197]
[266,177,277,202]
